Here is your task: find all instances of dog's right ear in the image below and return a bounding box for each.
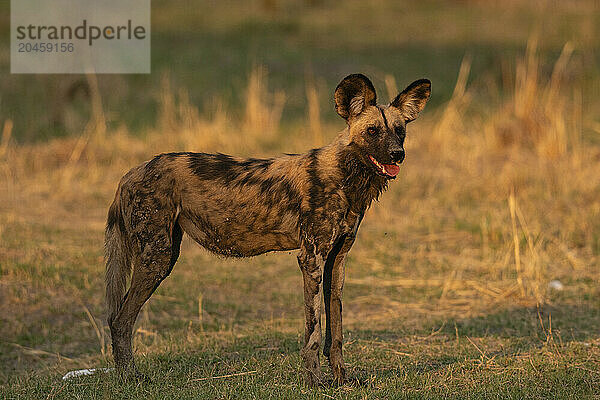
[334,74,377,121]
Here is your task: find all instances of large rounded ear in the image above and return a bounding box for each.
[390,79,431,123]
[334,74,377,120]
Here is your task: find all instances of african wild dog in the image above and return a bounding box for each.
[105,74,431,386]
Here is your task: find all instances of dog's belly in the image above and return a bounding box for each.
[178,209,299,257]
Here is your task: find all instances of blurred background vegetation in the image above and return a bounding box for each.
[0,0,598,142]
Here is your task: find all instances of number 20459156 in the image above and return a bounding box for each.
[18,42,74,53]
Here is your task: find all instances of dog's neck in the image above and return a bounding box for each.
[331,136,389,213]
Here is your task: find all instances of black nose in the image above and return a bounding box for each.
[390,149,405,163]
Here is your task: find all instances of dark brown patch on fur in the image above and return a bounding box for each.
[169,222,183,268]
[307,148,324,215]
[106,202,122,232]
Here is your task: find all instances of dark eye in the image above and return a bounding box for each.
[366,126,377,135]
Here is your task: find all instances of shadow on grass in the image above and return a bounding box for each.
[444,303,600,342]
[346,302,600,377]
[139,302,600,383]
[356,302,600,344]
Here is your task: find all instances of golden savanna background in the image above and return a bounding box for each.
[1,1,599,398]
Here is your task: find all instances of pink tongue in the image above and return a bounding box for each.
[384,163,400,177]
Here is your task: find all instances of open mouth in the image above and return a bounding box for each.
[368,155,400,178]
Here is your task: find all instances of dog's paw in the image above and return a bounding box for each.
[331,363,346,386]
[301,353,322,388]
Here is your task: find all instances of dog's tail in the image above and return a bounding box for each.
[105,186,131,325]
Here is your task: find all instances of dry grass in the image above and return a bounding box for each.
[1,45,599,396]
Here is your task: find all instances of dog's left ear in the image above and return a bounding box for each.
[334,74,377,121]
[390,79,431,123]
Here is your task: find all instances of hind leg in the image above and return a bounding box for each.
[110,264,164,377]
[109,222,182,377]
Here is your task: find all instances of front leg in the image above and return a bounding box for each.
[297,241,325,387]
[323,234,354,385]
[324,212,362,384]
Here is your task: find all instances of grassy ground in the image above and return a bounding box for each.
[1,0,600,398]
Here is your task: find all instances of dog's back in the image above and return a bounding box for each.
[111,149,340,259]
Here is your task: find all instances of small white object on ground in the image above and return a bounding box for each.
[62,368,114,380]
[548,280,564,291]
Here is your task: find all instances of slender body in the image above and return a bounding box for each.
[105,74,431,385]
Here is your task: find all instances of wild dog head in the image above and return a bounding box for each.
[335,74,431,179]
